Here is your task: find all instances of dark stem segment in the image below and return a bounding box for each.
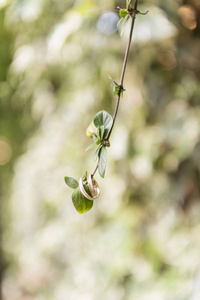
[107,9,137,141]
[92,164,98,177]
[92,0,138,176]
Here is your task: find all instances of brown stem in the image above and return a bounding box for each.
[107,3,138,140]
[92,164,98,177]
[92,0,138,176]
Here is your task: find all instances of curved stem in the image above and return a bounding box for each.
[92,0,138,176]
[92,164,98,177]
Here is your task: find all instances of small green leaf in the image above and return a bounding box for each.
[98,146,107,178]
[93,110,113,139]
[72,187,93,214]
[83,170,88,181]
[126,0,131,10]
[117,17,124,28]
[109,76,113,83]
[94,145,102,161]
[86,143,96,152]
[120,14,130,36]
[114,86,120,96]
[97,127,101,143]
[99,125,105,141]
[93,135,98,143]
[119,9,128,18]
[86,122,97,138]
[96,140,101,146]
[64,176,79,189]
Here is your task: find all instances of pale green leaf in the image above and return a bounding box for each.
[85,143,96,151]
[99,125,104,141]
[120,9,128,18]
[126,0,131,10]
[93,134,98,143]
[86,121,97,138]
[94,145,102,161]
[64,176,79,189]
[117,17,124,27]
[120,14,130,36]
[98,146,107,178]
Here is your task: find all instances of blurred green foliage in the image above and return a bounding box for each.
[1,0,200,299]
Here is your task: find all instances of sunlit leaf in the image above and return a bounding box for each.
[64,176,79,189]
[98,146,107,178]
[114,86,120,96]
[119,9,128,18]
[86,121,97,138]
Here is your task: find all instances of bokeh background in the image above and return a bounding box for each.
[1,0,200,299]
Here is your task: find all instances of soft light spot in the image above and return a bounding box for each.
[125,6,178,43]
[11,45,35,72]
[0,137,12,165]
[14,1,41,22]
[131,155,152,181]
[47,12,82,62]
[178,5,197,30]
[97,11,119,35]
[0,0,9,9]
[163,153,179,172]
[158,50,177,70]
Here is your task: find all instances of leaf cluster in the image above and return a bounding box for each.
[117,0,133,35]
[64,174,93,214]
[86,110,113,178]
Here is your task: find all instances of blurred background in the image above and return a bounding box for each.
[0,0,200,299]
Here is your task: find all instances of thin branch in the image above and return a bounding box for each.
[92,164,98,177]
[107,3,138,140]
[92,0,139,176]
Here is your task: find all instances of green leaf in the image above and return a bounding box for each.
[98,125,104,141]
[86,121,97,138]
[72,187,93,214]
[114,85,120,96]
[117,17,124,28]
[93,134,98,143]
[96,140,101,145]
[85,143,96,151]
[109,76,113,83]
[83,170,88,181]
[126,0,131,10]
[113,85,125,97]
[119,9,128,18]
[64,176,79,189]
[120,14,130,36]
[94,145,102,161]
[98,146,107,178]
[93,110,113,139]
